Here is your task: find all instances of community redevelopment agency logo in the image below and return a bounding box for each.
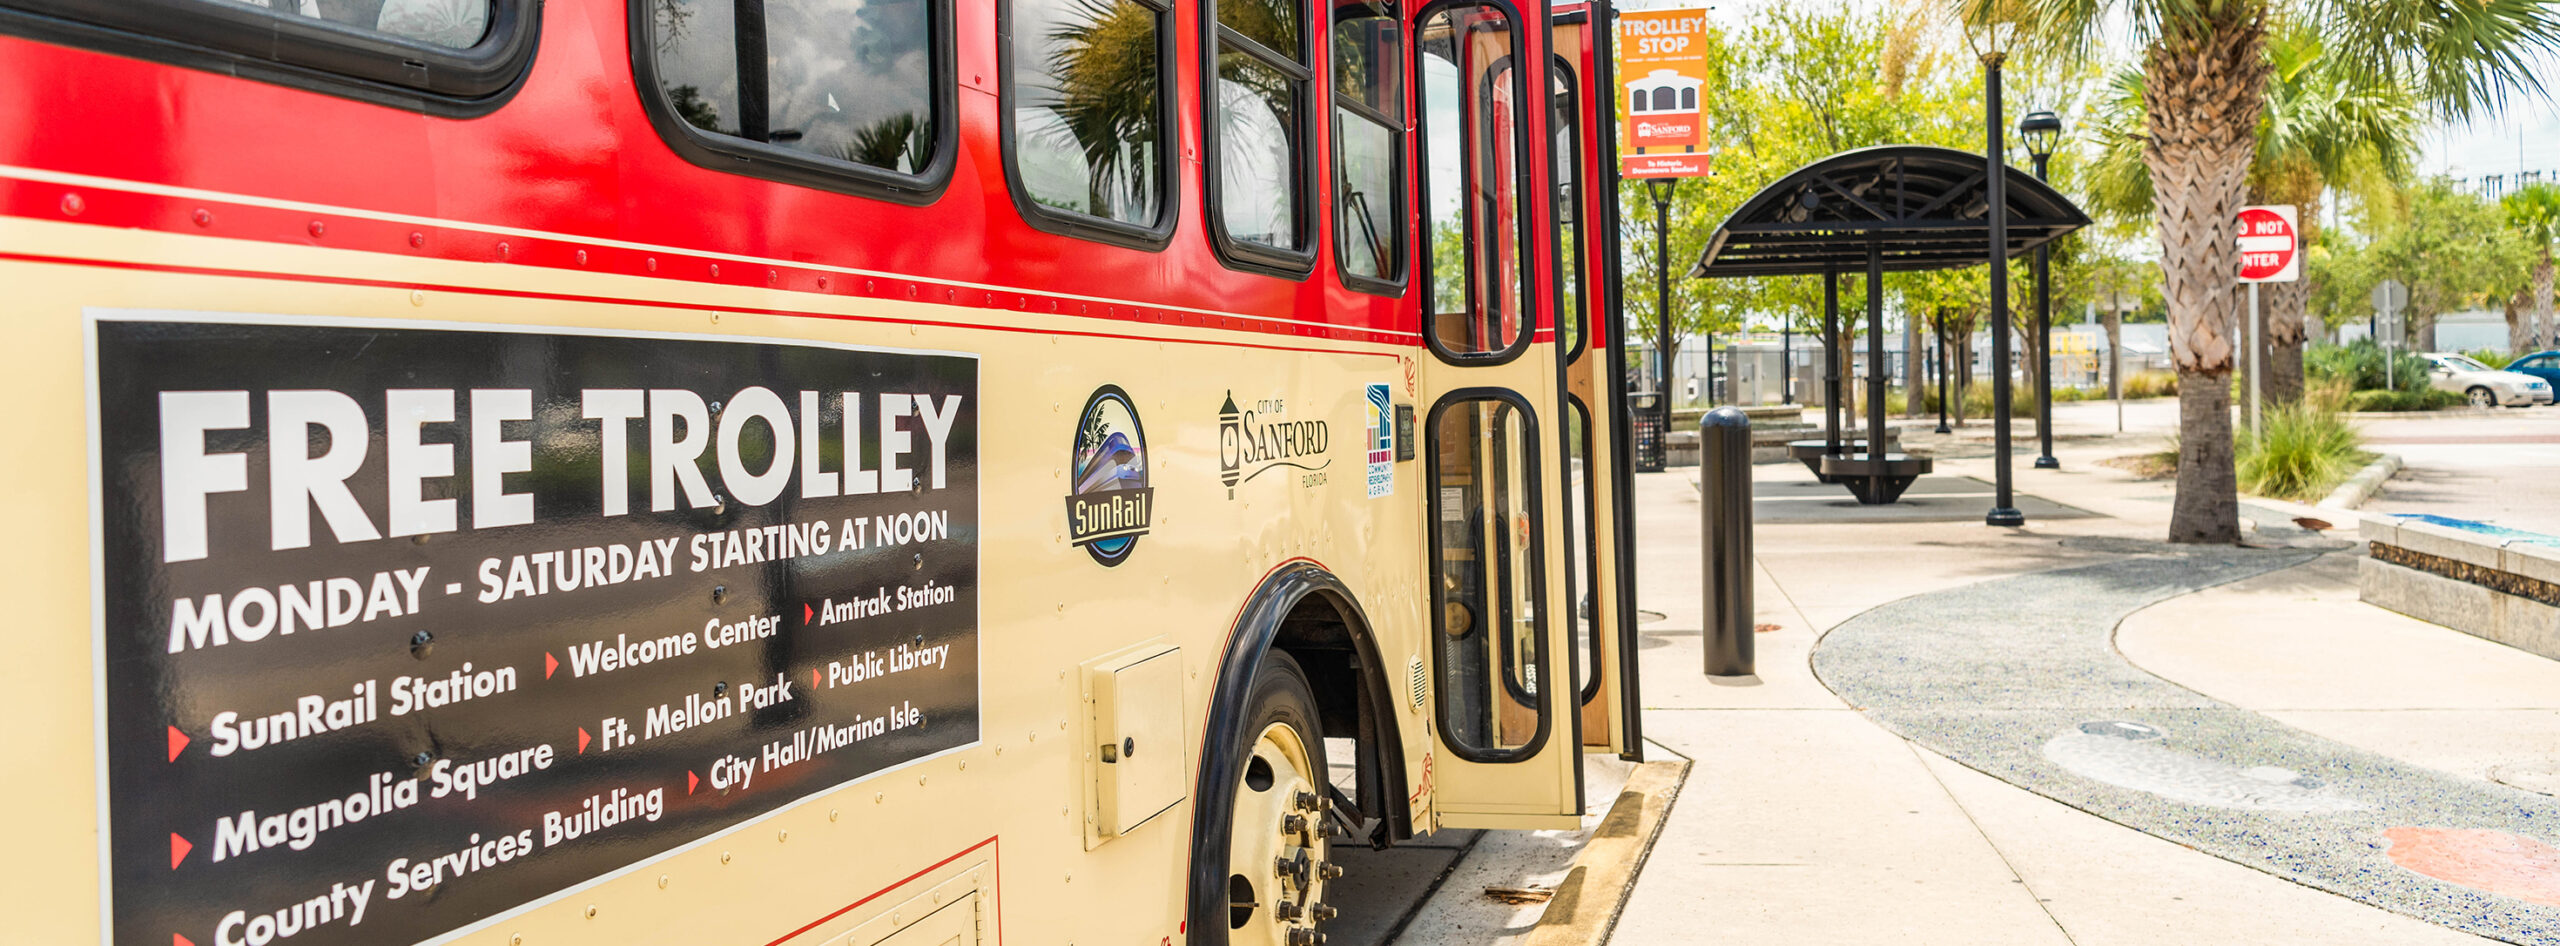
[1219,391,1330,498]
[1067,385,1153,566]
[1364,383,1394,498]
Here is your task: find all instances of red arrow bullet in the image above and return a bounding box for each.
[811,667,821,689]
[803,603,814,625]
[167,726,189,762]
[169,833,191,869]
[545,652,559,680]
[577,727,591,754]
[174,935,196,946]
[687,770,700,795]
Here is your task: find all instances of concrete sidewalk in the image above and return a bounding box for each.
[1605,415,2545,944]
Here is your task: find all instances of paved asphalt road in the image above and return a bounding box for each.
[2357,406,2560,535]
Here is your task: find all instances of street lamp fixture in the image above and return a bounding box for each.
[2021,109,2062,471]
[2020,110,2061,162]
[1961,4,2019,65]
[1965,2,2026,527]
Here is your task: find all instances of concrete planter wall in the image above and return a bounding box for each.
[2359,517,2560,661]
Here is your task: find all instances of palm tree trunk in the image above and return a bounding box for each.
[2264,280,2308,404]
[2508,287,2533,354]
[2142,11,2267,545]
[2536,252,2555,351]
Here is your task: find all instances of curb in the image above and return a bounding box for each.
[2316,452,2401,512]
[1521,757,1691,946]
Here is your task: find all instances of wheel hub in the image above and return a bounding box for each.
[1227,721,1340,946]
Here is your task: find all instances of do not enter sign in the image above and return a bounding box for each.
[2237,204,2301,283]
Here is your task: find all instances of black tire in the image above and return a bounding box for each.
[2468,386,2497,409]
[1205,652,1332,946]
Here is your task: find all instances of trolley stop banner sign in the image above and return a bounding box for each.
[89,313,980,946]
[1618,5,1714,179]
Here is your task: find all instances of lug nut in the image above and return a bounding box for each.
[1288,930,1325,946]
[1294,790,1321,810]
[1318,863,1345,881]
[1311,903,1338,922]
[1282,814,1308,834]
[1274,902,1301,920]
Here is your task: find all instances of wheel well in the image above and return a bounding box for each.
[1270,591,1413,846]
[1187,564,1413,943]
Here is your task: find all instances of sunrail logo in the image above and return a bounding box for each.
[1066,385,1152,566]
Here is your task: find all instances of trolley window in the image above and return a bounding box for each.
[636,0,954,203]
[1428,391,1549,761]
[1331,0,1404,292]
[1565,395,1600,704]
[1551,59,1587,360]
[0,0,536,108]
[1416,3,1532,363]
[1203,0,1316,274]
[1004,0,1176,243]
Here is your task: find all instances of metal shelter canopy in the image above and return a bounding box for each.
[1686,144,2090,279]
[1684,145,2091,505]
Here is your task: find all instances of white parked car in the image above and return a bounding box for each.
[2422,353,2554,408]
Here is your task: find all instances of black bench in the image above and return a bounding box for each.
[1817,452,1934,505]
[1786,439,1874,483]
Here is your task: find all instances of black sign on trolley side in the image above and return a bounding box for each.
[89,314,980,946]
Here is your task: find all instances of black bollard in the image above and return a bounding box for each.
[1700,407,1755,676]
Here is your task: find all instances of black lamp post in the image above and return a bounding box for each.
[2022,109,2062,470]
[1967,12,2024,527]
[1647,178,1679,402]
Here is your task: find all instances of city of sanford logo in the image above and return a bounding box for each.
[1219,391,1330,499]
[1067,385,1153,566]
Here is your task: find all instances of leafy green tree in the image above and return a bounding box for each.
[2364,179,2532,351]
[1990,0,2560,544]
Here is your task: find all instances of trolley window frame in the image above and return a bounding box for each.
[1327,0,1408,297]
[1199,0,1321,279]
[628,0,959,207]
[1424,386,1554,764]
[0,0,538,116]
[1412,0,1537,368]
[998,0,1183,249]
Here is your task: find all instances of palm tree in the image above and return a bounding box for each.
[1988,0,2560,544]
[2249,25,2417,404]
[2505,183,2560,352]
[2080,24,2416,407]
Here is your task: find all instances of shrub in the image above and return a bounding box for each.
[2342,388,2465,412]
[2306,339,2432,393]
[2123,371,2179,398]
[2237,403,2368,502]
[2467,348,2516,370]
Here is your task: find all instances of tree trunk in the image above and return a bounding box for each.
[1954,329,1974,425]
[2172,367,2238,543]
[1905,312,1923,417]
[2508,287,2533,355]
[2536,252,2554,351]
[2141,15,2264,543]
[2264,280,2308,404]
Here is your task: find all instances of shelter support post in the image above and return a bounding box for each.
[1823,269,1842,455]
[1867,239,1887,489]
